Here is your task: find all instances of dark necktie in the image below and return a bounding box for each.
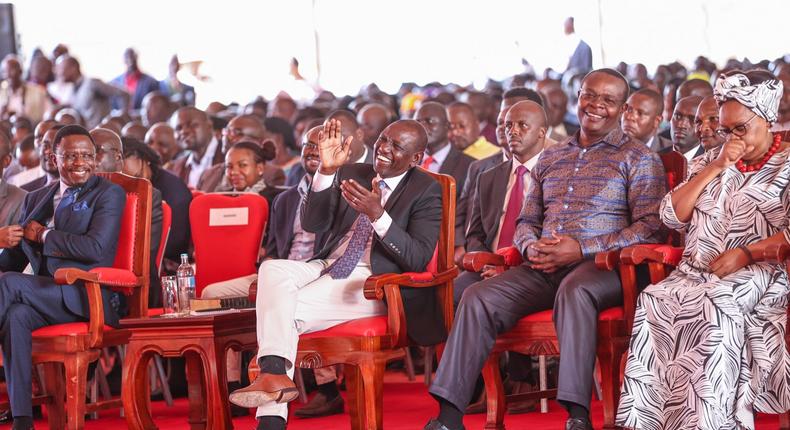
[322,181,388,279]
[497,165,528,250]
[54,187,81,223]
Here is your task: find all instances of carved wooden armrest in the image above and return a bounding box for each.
[53,268,105,348]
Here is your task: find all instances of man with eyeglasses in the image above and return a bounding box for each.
[196,114,267,192]
[424,68,666,430]
[664,95,704,162]
[0,125,126,430]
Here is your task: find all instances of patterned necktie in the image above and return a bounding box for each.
[322,181,388,279]
[421,155,435,171]
[54,187,81,223]
[497,165,528,250]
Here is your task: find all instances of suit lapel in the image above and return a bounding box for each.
[383,168,413,212]
[438,147,458,176]
[486,160,512,237]
[25,182,59,224]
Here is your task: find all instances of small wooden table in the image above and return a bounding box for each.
[120,309,257,430]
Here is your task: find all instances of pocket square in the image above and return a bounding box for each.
[72,201,89,211]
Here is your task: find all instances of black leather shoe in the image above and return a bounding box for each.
[565,417,593,430]
[424,418,465,430]
[293,392,344,418]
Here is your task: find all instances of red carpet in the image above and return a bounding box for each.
[3,372,782,429]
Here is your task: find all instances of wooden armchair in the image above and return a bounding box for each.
[459,151,687,430]
[0,172,153,429]
[248,170,457,430]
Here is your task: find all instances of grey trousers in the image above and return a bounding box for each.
[430,259,621,411]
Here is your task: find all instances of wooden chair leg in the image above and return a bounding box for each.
[423,346,434,386]
[482,352,506,430]
[345,363,364,430]
[64,352,94,430]
[538,355,548,413]
[597,344,625,430]
[294,368,309,404]
[402,347,416,381]
[40,362,66,430]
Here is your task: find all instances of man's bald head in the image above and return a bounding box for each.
[142,91,172,127]
[357,103,392,148]
[122,122,147,141]
[91,128,124,173]
[447,102,480,150]
[223,114,266,152]
[415,101,450,154]
[172,106,213,153]
[145,122,179,164]
[676,79,713,100]
[504,100,547,163]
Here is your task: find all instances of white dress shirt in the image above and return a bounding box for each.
[683,144,702,162]
[422,143,451,173]
[187,137,219,188]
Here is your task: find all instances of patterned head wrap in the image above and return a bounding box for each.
[713,73,784,124]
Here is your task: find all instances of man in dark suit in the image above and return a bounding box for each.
[622,89,673,152]
[456,88,547,263]
[230,119,442,430]
[20,125,63,192]
[110,48,160,110]
[663,95,704,161]
[415,101,474,249]
[167,107,224,188]
[0,125,126,430]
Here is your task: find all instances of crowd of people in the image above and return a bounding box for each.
[0,35,789,430]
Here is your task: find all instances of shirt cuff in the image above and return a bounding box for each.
[41,228,51,243]
[372,211,393,238]
[311,171,335,192]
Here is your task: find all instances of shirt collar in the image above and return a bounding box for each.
[297,174,311,197]
[379,169,409,193]
[429,142,452,166]
[188,136,219,169]
[683,144,702,161]
[568,127,628,149]
[511,150,542,174]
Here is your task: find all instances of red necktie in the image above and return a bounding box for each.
[421,155,435,171]
[497,165,528,250]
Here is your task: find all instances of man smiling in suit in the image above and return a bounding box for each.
[0,125,125,430]
[230,118,443,430]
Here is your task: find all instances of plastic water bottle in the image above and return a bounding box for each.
[176,253,196,314]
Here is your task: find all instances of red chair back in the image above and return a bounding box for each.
[189,193,269,296]
[155,201,172,277]
[659,150,687,190]
[96,172,153,318]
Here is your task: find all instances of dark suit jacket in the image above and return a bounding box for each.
[151,168,192,260]
[457,152,502,245]
[20,175,49,192]
[0,180,26,227]
[111,72,161,110]
[148,188,163,307]
[648,135,674,153]
[0,175,126,326]
[167,144,224,185]
[285,163,305,187]
[437,147,475,247]
[466,159,512,253]
[302,164,444,345]
[264,185,326,260]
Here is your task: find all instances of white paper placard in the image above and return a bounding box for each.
[209,207,249,226]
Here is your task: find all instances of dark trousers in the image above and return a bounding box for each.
[430,260,621,411]
[0,273,83,417]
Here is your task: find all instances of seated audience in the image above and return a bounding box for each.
[622,89,672,151]
[617,69,790,430]
[694,95,726,153]
[0,132,25,227]
[0,55,52,123]
[168,106,223,188]
[111,48,160,110]
[197,114,268,192]
[121,138,192,263]
[425,69,666,430]
[141,91,174,127]
[666,95,704,160]
[20,124,63,191]
[263,116,296,186]
[145,122,182,168]
[229,119,443,430]
[447,102,500,160]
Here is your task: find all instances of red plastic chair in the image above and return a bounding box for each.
[189,193,269,296]
[0,172,153,430]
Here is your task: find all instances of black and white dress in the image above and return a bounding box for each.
[616,147,790,429]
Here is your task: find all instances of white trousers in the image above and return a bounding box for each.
[254,259,385,419]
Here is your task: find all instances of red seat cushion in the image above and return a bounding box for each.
[301,316,388,339]
[512,306,624,327]
[148,308,165,317]
[32,323,114,337]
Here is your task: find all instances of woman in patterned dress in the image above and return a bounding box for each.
[616,70,790,429]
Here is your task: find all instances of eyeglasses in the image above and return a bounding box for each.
[715,113,757,139]
[55,152,96,163]
[578,90,622,109]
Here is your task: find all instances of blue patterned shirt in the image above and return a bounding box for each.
[514,128,666,258]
